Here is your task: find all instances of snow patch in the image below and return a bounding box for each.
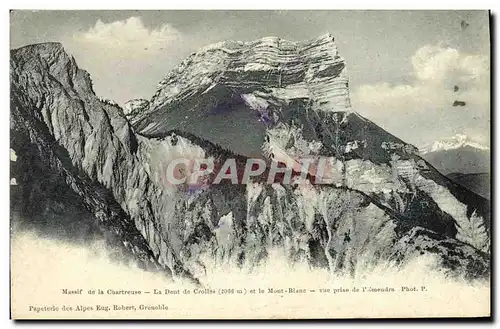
[422,134,489,154]
[241,93,269,110]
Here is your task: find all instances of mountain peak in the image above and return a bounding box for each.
[123,98,149,116]
[11,40,96,99]
[421,134,490,154]
[316,32,335,42]
[11,41,75,75]
[11,42,65,59]
[13,41,64,51]
[131,33,350,152]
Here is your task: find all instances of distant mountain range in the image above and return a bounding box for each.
[420,134,489,155]
[421,135,490,175]
[420,135,490,200]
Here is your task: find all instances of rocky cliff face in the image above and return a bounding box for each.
[123,98,149,117]
[10,37,490,285]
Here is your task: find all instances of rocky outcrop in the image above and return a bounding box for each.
[140,33,350,121]
[123,98,149,117]
[10,43,179,280]
[10,38,490,285]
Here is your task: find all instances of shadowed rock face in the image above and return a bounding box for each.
[10,38,490,284]
[129,34,350,157]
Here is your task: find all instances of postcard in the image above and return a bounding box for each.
[10,10,491,319]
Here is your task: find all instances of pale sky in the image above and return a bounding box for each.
[10,10,491,148]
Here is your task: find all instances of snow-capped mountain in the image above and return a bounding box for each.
[421,134,490,175]
[421,134,489,155]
